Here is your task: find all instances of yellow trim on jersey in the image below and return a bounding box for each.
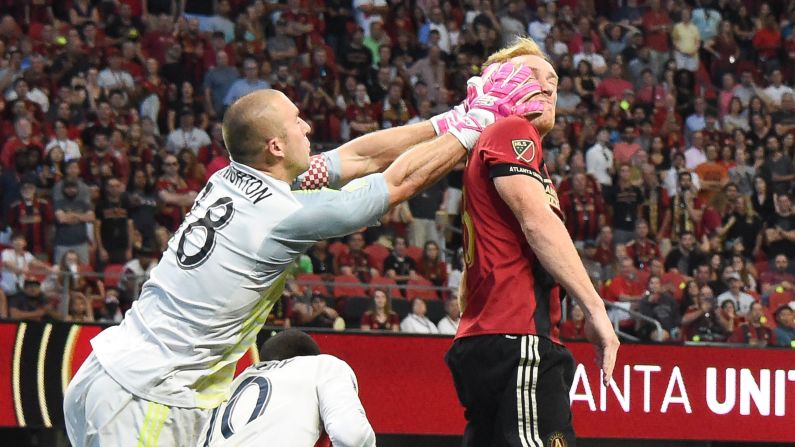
[193,271,287,408]
[137,402,169,447]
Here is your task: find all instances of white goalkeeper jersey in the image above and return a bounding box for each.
[197,355,376,447]
[91,153,390,409]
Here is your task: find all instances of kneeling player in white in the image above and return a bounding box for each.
[198,330,375,447]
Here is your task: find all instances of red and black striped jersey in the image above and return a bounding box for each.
[457,116,564,344]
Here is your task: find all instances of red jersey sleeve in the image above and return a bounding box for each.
[476,116,562,216]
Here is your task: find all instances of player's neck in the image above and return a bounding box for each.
[241,161,293,185]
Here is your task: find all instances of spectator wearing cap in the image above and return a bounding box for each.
[223,57,270,106]
[7,178,54,259]
[203,49,239,118]
[728,301,775,346]
[717,272,756,314]
[165,108,211,155]
[53,178,94,264]
[53,160,91,204]
[8,276,59,321]
[672,8,701,72]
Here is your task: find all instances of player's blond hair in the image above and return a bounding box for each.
[483,37,549,69]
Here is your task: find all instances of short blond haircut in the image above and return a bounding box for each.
[483,36,549,69]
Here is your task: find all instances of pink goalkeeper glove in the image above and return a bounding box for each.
[447,62,545,151]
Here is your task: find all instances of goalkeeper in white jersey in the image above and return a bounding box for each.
[198,329,374,447]
[64,62,546,446]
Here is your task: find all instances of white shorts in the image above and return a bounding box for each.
[64,353,211,447]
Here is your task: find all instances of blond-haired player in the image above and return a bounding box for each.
[443,38,619,447]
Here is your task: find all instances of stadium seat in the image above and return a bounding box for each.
[391,298,411,320]
[343,297,372,328]
[405,277,438,301]
[103,264,126,288]
[425,299,445,324]
[406,245,423,265]
[369,276,398,296]
[333,275,367,299]
[296,273,328,295]
[364,243,390,273]
[768,291,795,311]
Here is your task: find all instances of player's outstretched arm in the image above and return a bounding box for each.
[333,121,437,185]
[494,175,619,386]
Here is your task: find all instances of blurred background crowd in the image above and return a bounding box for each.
[0,0,794,347]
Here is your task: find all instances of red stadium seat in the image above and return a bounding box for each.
[405,277,438,301]
[333,275,367,299]
[296,273,327,295]
[364,243,390,273]
[406,246,423,265]
[369,276,398,296]
[103,264,126,288]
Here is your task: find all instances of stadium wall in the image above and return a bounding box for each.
[1,321,794,443]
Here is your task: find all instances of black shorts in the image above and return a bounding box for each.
[445,334,576,447]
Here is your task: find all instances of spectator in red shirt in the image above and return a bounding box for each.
[729,301,776,346]
[752,14,781,65]
[346,83,379,139]
[604,257,647,304]
[416,240,448,296]
[595,63,634,101]
[8,177,54,259]
[80,131,123,188]
[625,220,660,271]
[560,303,587,341]
[760,254,795,296]
[335,232,374,283]
[559,171,605,246]
[360,289,400,332]
[1,117,43,169]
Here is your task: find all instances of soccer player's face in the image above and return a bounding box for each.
[280,99,312,174]
[510,55,558,136]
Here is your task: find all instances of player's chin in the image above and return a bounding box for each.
[527,112,554,135]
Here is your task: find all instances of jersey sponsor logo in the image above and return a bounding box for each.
[512,139,535,164]
[547,432,567,447]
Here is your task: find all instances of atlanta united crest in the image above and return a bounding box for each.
[512,139,535,163]
[547,432,567,447]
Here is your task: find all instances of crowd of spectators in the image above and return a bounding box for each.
[0,0,794,346]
